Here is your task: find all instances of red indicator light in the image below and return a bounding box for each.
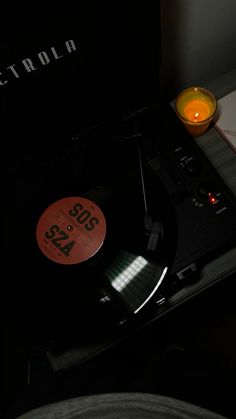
[208,192,217,204]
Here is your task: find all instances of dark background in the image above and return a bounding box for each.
[1,3,236,419]
[0,3,161,164]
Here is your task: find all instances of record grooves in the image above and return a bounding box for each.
[2,116,177,341]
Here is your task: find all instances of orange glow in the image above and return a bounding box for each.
[183,100,211,122]
[208,193,217,204]
[175,87,217,137]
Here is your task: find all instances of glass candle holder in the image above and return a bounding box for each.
[175,87,217,137]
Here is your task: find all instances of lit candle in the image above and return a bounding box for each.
[175,87,217,136]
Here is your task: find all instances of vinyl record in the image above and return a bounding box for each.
[2,116,177,341]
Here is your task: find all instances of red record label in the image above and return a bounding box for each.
[36,197,106,265]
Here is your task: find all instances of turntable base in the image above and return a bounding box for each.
[2,70,236,364]
[48,67,236,369]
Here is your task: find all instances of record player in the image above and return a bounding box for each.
[1,4,236,346]
[69,99,236,334]
[2,96,236,344]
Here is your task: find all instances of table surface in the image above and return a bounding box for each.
[198,69,236,196]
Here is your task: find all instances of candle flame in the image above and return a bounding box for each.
[194,112,199,122]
